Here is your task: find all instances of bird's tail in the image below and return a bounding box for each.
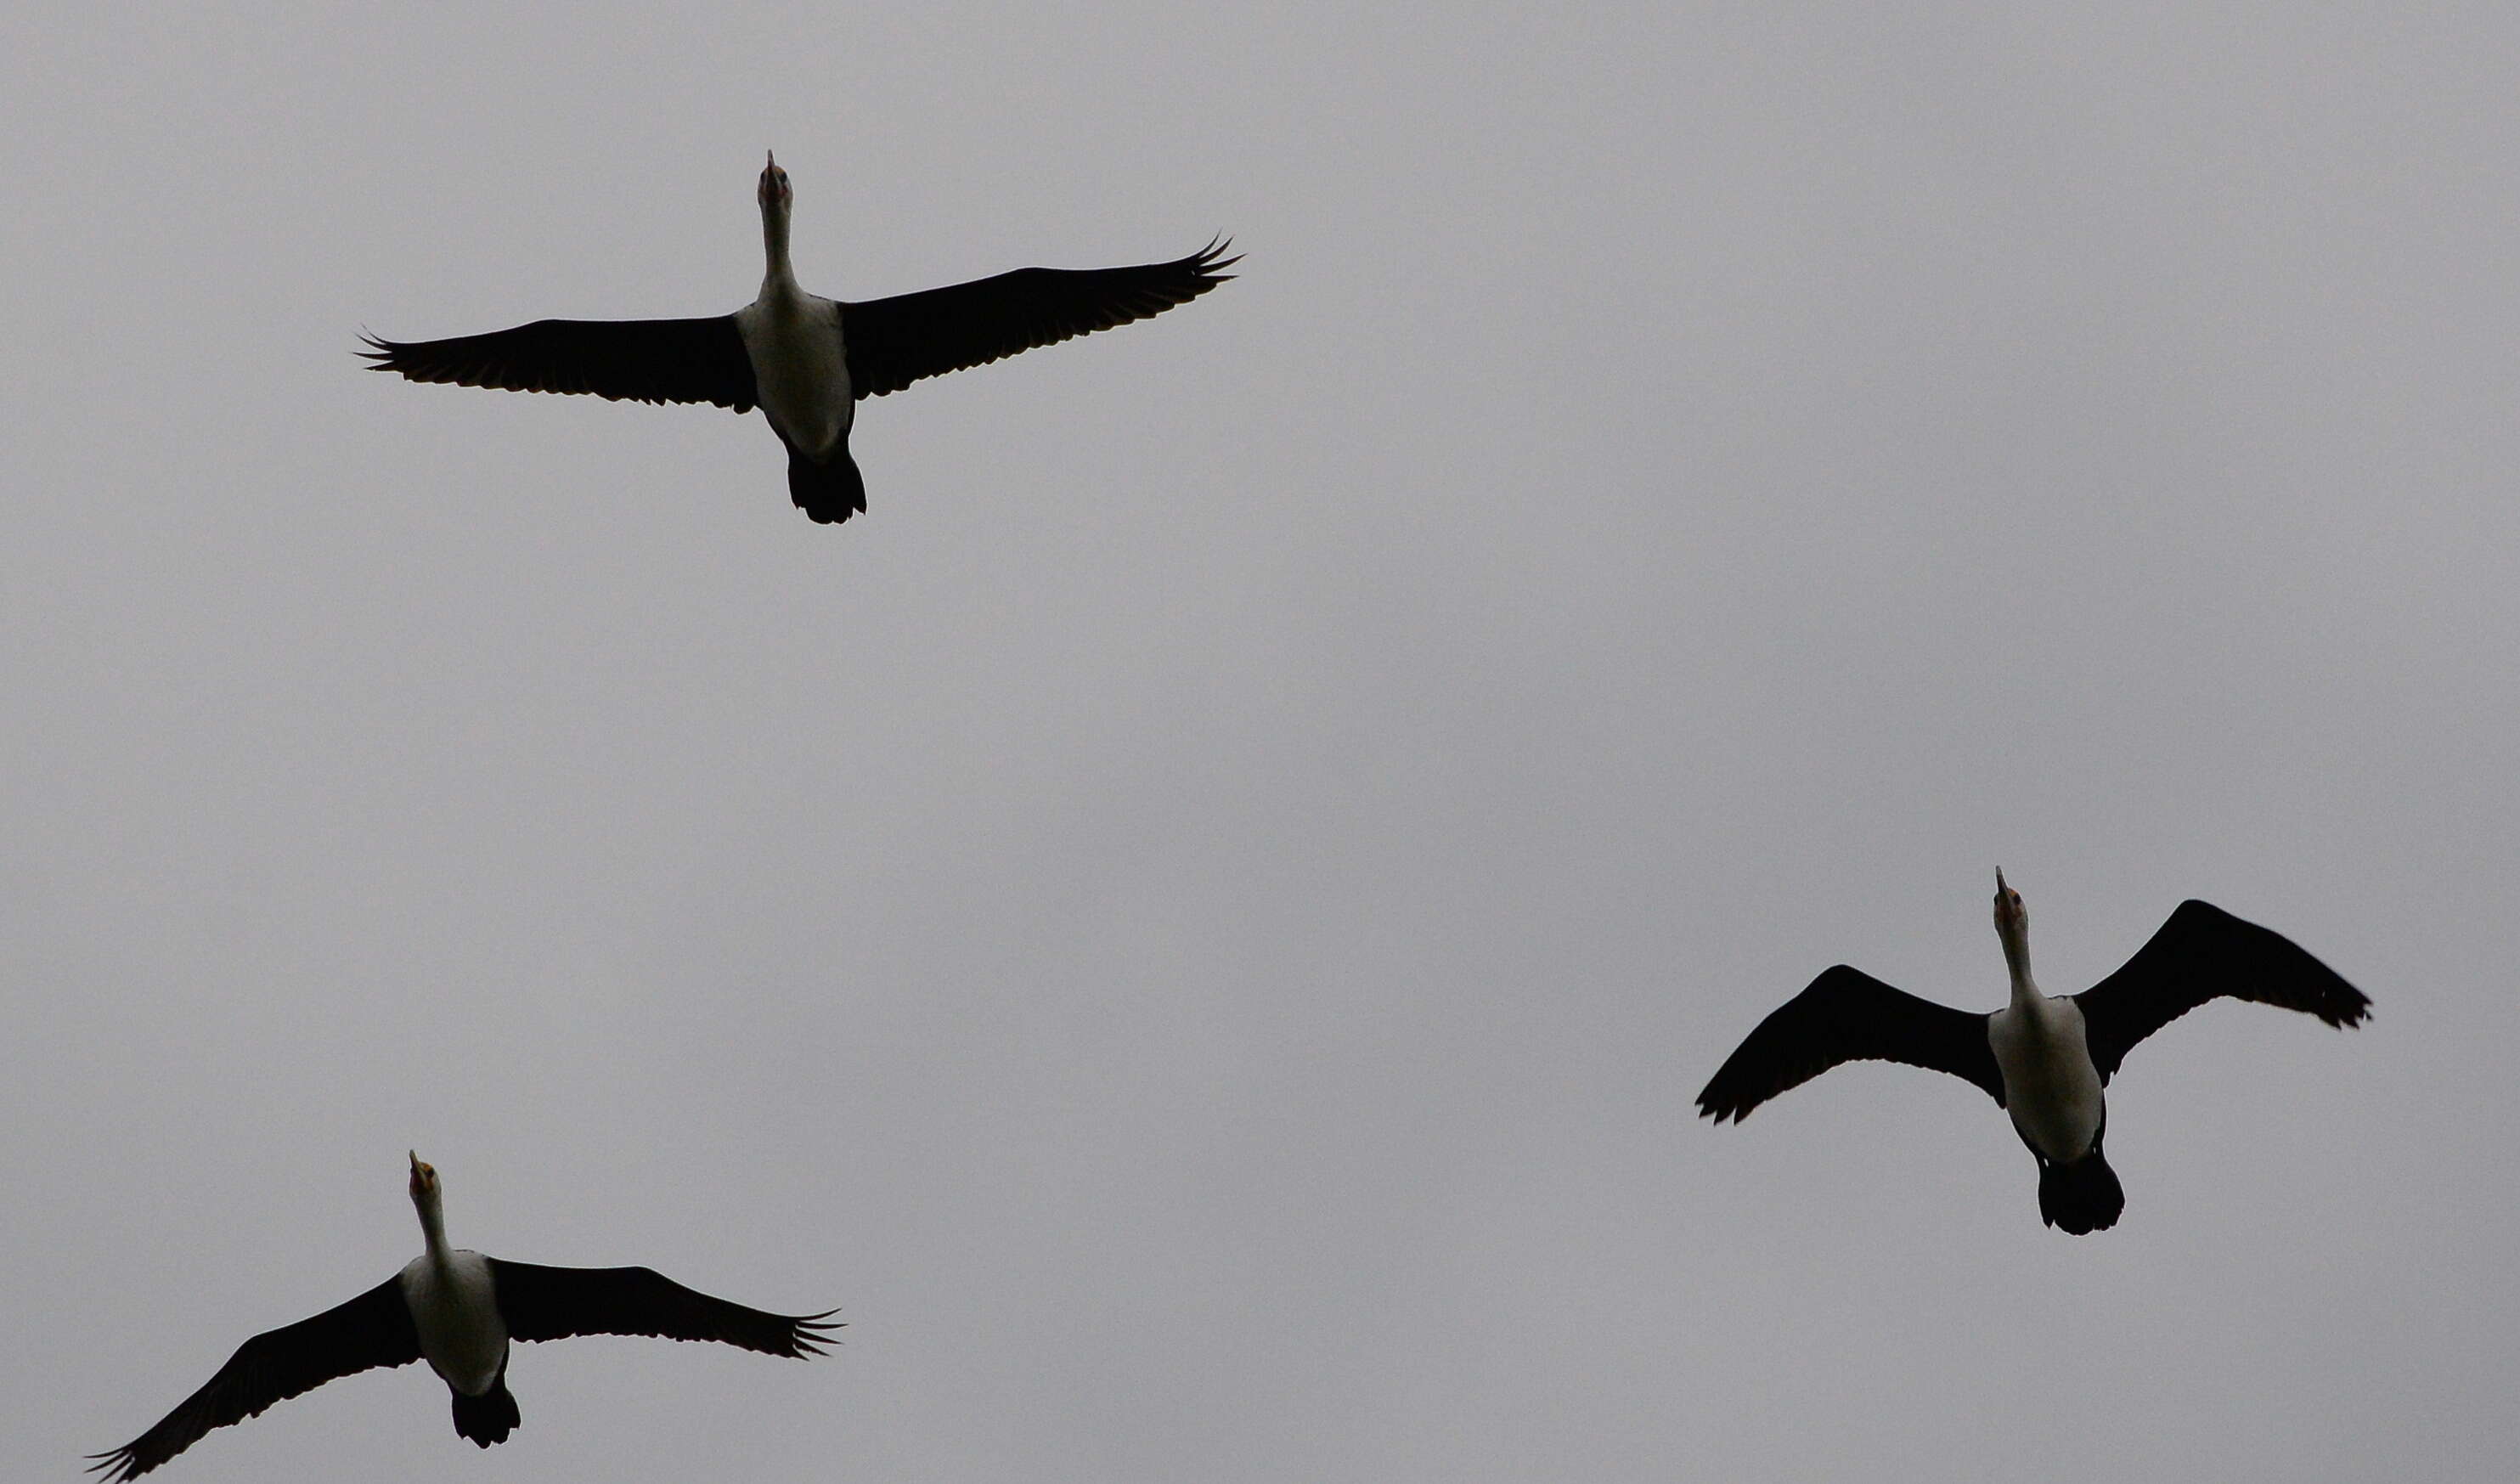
[448,1365,521,1447]
[2038,1147,2126,1235]
[787,443,867,525]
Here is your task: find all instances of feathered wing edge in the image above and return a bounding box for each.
[88,1278,421,1484]
[2073,900,2371,1083]
[359,315,757,412]
[842,238,1237,398]
[1697,965,2005,1124]
[485,1260,840,1358]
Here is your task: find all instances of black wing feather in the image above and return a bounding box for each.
[841,239,1236,399]
[89,1277,421,1484]
[487,1259,838,1358]
[2072,899,2371,1084]
[361,316,756,411]
[1698,966,2004,1123]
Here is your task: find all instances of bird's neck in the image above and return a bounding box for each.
[759,200,798,298]
[1999,926,2040,1008]
[414,1192,452,1263]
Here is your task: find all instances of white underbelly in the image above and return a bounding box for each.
[399,1251,509,1395]
[736,296,851,456]
[1989,999,2106,1161]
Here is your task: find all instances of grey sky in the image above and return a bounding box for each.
[5,3,2516,1481]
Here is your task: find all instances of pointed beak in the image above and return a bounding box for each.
[765,149,776,170]
[1995,867,2008,893]
[408,1149,420,1171]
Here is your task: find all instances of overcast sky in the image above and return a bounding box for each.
[6,3,2517,1481]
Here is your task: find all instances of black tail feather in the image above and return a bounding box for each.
[448,1365,520,1447]
[2038,1148,2126,1235]
[787,443,867,525]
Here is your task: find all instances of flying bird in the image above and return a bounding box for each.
[362,152,1234,524]
[1696,873,2370,1233]
[89,1154,837,1481]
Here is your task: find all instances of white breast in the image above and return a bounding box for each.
[1987,995,2106,1161]
[398,1250,510,1396]
[735,291,852,456]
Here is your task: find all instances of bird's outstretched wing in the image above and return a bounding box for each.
[361,316,757,411]
[89,1277,421,1483]
[840,239,1236,399]
[1698,966,2005,1123]
[486,1260,839,1357]
[2072,900,2371,1084]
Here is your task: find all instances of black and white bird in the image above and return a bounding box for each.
[89,1154,837,1481]
[362,152,1234,524]
[1697,873,2370,1233]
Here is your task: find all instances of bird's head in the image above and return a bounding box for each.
[1992,868,2028,940]
[758,151,791,213]
[407,1150,439,1205]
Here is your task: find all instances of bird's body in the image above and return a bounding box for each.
[364,153,1233,524]
[1987,994,2100,1159]
[1697,874,2369,1233]
[1985,939,2106,1165]
[89,1155,837,1481]
[736,284,851,459]
[1982,938,2123,1233]
[399,1246,506,1398]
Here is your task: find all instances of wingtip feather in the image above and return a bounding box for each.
[789,1310,846,1357]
